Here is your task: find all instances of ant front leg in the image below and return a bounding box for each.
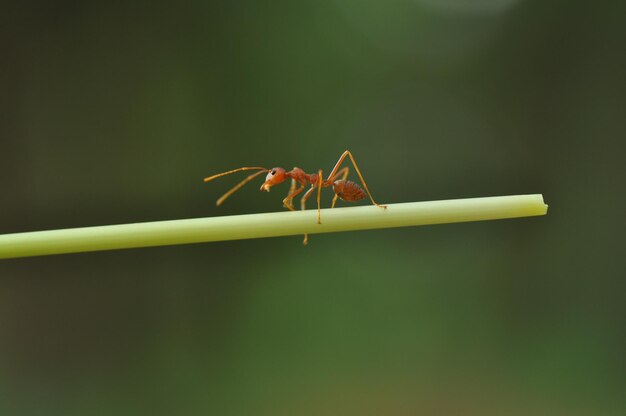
[282,180,304,212]
[326,150,387,209]
[282,178,297,210]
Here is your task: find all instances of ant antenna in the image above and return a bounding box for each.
[203,167,268,183]
[203,167,269,206]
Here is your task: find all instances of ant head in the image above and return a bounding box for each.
[260,167,287,192]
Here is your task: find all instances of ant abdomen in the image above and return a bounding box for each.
[333,180,366,202]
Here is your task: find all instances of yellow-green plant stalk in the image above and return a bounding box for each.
[0,194,547,259]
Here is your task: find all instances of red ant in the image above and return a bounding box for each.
[203,150,387,244]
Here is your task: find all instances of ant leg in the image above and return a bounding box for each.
[316,169,323,224]
[301,186,316,210]
[325,150,386,209]
[327,166,349,183]
[300,186,317,245]
[283,178,297,210]
[282,183,304,211]
[328,167,349,209]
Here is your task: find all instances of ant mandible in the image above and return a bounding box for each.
[203,150,387,244]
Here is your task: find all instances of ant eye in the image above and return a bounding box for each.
[271,170,276,175]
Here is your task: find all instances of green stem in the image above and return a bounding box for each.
[0,194,547,259]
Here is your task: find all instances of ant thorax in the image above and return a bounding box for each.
[287,167,317,185]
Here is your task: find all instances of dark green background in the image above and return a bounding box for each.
[1,1,624,414]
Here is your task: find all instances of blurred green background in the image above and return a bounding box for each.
[1,1,624,414]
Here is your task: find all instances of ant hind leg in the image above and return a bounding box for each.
[329,167,349,209]
[326,150,386,209]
